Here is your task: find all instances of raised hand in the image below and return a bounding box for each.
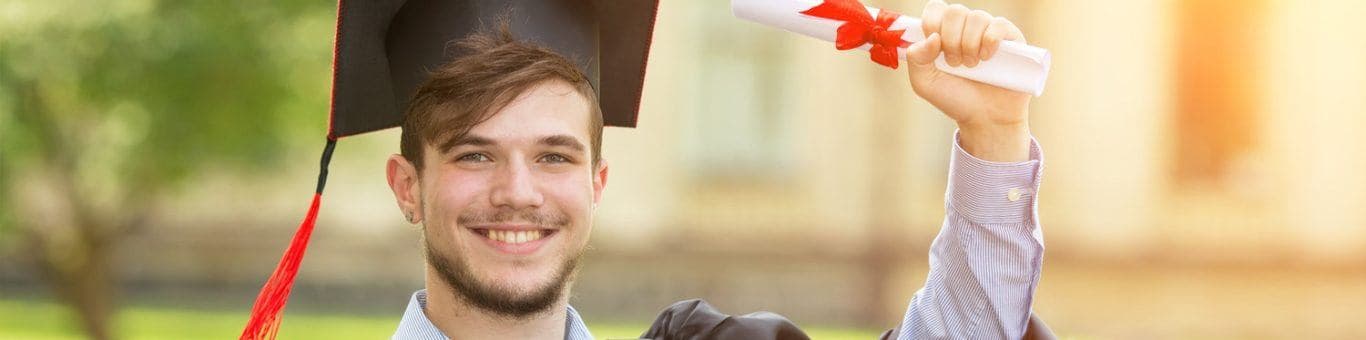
[905,0,1032,162]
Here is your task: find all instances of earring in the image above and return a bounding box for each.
[405,212,415,223]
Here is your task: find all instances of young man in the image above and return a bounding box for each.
[385,1,1047,339]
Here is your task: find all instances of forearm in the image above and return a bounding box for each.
[958,121,1031,163]
[896,132,1044,339]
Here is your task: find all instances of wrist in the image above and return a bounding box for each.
[957,121,1031,162]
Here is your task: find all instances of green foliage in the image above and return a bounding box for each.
[0,1,339,336]
[0,298,400,340]
[0,0,334,195]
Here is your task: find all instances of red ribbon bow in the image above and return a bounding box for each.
[800,0,910,69]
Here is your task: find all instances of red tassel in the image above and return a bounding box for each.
[239,193,323,340]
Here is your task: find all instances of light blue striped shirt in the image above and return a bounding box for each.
[394,133,1045,339]
[897,133,1045,339]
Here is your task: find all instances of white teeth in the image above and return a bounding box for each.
[485,230,545,244]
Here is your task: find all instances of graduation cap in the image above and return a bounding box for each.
[239,1,658,339]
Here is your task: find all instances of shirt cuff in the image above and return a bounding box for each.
[946,130,1044,224]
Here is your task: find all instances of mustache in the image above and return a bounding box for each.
[456,208,571,228]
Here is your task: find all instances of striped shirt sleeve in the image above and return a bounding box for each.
[897,131,1045,340]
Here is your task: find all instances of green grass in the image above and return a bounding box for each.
[0,299,881,339]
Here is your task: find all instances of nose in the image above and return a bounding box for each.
[488,158,544,209]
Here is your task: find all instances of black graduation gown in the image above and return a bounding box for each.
[642,299,1057,340]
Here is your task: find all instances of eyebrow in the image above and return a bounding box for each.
[539,135,586,152]
[441,133,585,153]
[442,134,495,152]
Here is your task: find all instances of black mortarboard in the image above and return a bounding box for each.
[330,0,656,137]
[240,1,657,339]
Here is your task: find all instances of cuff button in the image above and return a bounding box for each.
[1007,188,1023,202]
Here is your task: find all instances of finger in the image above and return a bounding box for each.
[982,17,1025,61]
[981,17,1009,61]
[905,32,943,85]
[960,9,991,67]
[921,0,948,38]
[939,4,968,67]
[1000,17,1026,45]
[907,32,943,67]
[999,21,1026,61]
[1005,21,1025,44]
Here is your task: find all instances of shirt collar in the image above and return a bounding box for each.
[393,289,594,340]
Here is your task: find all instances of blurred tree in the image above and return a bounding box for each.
[0,0,331,338]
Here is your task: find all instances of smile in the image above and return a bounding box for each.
[480,229,547,244]
[468,227,559,255]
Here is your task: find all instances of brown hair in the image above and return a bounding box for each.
[399,23,602,171]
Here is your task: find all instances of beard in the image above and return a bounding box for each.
[424,207,583,319]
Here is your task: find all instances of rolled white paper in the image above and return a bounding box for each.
[732,0,1051,96]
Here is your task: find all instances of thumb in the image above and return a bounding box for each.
[905,32,942,78]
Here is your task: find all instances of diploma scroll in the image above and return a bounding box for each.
[733,0,1051,96]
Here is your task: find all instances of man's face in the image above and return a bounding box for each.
[415,80,603,317]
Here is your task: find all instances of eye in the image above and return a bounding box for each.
[456,153,491,163]
[539,153,572,164]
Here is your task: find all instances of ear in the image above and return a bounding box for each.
[386,154,423,224]
[591,158,609,207]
